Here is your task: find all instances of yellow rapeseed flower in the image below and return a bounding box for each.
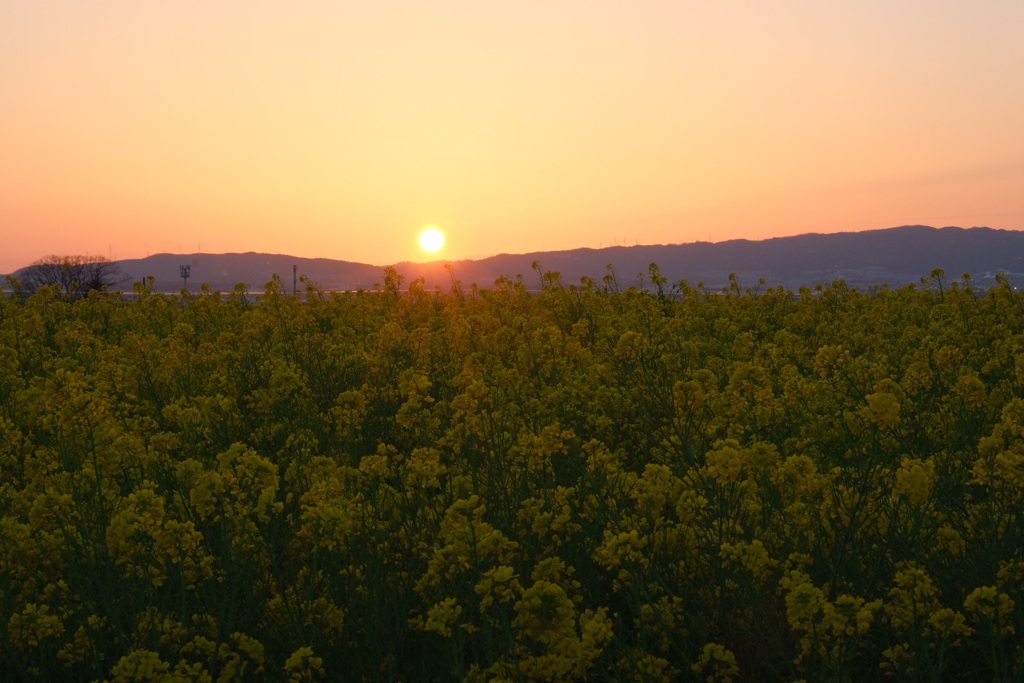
[283,646,324,682]
[964,586,1016,634]
[423,597,463,637]
[892,457,936,505]
[692,643,739,683]
[860,392,901,429]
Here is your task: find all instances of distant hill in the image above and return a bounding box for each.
[395,225,1024,292]
[110,252,384,294]
[7,225,1024,293]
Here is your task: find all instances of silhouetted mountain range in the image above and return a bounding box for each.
[9,225,1024,293]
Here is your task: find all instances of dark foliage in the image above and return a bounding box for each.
[16,254,127,299]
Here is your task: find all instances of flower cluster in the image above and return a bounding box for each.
[2,271,1024,680]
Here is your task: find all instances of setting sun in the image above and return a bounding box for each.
[418,227,445,253]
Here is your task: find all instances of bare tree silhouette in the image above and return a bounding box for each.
[17,254,127,299]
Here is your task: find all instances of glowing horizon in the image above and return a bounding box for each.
[3,1,1023,274]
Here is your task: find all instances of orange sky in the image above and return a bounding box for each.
[3,1,1023,274]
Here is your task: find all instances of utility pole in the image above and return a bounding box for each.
[180,264,191,292]
[293,265,297,297]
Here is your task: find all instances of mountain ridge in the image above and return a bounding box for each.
[8,225,1024,292]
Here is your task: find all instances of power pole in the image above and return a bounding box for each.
[180,264,191,292]
[293,265,298,297]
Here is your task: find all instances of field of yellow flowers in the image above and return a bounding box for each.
[1,268,1022,681]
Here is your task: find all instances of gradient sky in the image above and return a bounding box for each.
[3,1,1024,274]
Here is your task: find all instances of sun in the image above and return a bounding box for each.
[418,227,445,253]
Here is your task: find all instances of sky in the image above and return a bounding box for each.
[3,1,1024,274]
